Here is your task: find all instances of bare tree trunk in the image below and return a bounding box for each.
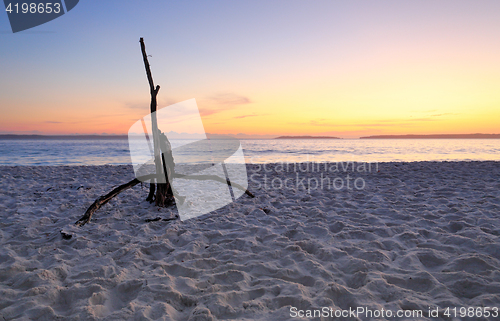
[140,37,175,207]
[73,38,255,228]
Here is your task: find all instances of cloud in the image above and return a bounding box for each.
[411,109,437,113]
[233,114,258,119]
[406,117,437,122]
[430,112,458,117]
[200,93,252,117]
[207,93,252,106]
[125,98,178,111]
[44,121,62,124]
[124,102,147,110]
[124,94,253,118]
[303,115,451,128]
[199,108,229,117]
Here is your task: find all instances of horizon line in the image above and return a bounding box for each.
[1,133,500,140]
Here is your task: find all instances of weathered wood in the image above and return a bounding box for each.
[140,37,175,206]
[75,174,157,227]
[145,216,178,223]
[146,180,155,202]
[156,132,176,205]
[140,38,158,97]
[75,38,255,229]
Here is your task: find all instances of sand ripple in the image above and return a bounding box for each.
[0,162,499,320]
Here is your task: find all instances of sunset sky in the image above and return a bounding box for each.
[1,1,499,138]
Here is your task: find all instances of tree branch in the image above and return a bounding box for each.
[140,37,157,96]
[75,174,157,227]
[173,173,255,198]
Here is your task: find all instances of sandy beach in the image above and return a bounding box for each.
[1,161,499,320]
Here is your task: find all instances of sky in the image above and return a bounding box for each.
[1,0,499,138]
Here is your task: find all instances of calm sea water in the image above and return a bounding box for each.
[0,139,499,166]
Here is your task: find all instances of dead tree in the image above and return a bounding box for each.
[140,37,176,207]
[72,38,254,228]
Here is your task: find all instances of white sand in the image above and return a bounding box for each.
[0,162,499,320]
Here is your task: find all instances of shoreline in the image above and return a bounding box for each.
[1,159,500,166]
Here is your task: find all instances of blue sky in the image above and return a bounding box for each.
[1,1,499,137]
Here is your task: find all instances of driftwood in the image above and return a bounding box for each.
[72,38,255,229]
[75,172,255,227]
[140,37,176,207]
[75,174,157,227]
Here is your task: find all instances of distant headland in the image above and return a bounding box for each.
[360,134,500,139]
[275,136,341,139]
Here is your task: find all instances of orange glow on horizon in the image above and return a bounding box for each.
[3,34,500,138]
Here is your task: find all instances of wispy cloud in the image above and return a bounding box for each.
[124,98,178,111]
[200,93,252,117]
[303,113,456,128]
[207,93,252,106]
[233,114,259,119]
[44,121,62,124]
[124,102,148,110]
[430,112,458,117]
[200,108,231,117]
[410,109,438,113]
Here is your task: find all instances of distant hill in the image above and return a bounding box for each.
[0,134,128,140]
[275,136,341,139]
[360,134,500,139]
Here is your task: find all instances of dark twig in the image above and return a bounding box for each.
[75,174,157,227]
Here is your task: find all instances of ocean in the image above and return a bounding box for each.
[0,138,499,166]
